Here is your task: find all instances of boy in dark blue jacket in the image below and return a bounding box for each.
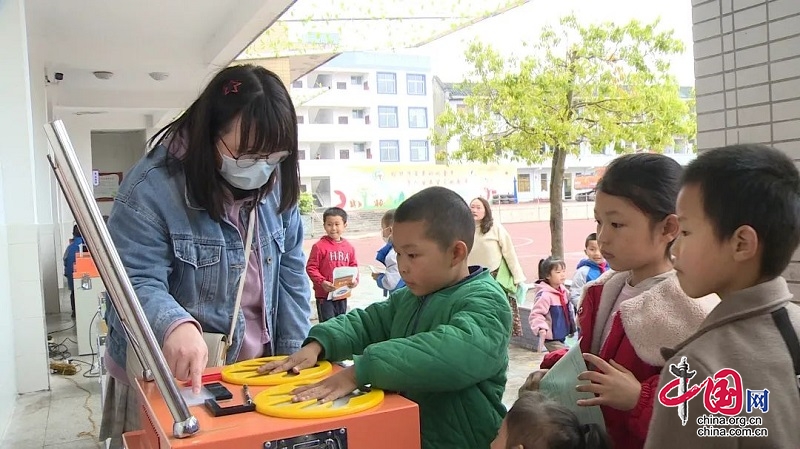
[63,225,83,318]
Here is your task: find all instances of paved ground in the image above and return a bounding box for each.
[303,218,596,407]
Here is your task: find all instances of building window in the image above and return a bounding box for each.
[540,173,549,192]
[352,109,365,119]
[336,82,347,90]
[378,106,398,128]
[292,80,303,88]
[338,116,349,125]
[408,107,428,128]
[298,150,306,160]
[296,115,305,124]
[407,74,426,95]
[409,140,429,162]
[351,75,363,85]
[339,149,350,159]
[518,174,531,193]
[354,143,366,153]
[379,140,399,162]
[456,103,468,113]
[376,72,397,94]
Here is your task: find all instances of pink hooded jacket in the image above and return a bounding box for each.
[528,281,574,341]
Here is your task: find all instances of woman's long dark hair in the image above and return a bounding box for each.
[472,197,494,234]
[148,64,300,221]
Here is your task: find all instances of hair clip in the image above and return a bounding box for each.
[223,80,242,95]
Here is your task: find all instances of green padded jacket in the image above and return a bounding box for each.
[307,268,512,449]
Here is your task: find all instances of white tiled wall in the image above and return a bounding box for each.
[692,0,800,294]
[0,183,16,440]
[0,0,50,416]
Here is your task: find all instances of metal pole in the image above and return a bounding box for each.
[44,120,199,439]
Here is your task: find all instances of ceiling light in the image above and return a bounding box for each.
[148,72,169,81]
[93,71,114,80]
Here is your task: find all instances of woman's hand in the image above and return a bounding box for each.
[576,353,642,411]
[258,341,323,375]
[321,281,335,292]
[162,322,208,393]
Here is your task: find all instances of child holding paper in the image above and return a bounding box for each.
[520,154,718,449]
[306,207,358,322]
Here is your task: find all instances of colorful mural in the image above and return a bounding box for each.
[329,164,516,210]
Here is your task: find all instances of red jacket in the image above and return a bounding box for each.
[306,236,358,299]
[541,271,717,449]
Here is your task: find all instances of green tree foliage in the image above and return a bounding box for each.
[433,15,695,259]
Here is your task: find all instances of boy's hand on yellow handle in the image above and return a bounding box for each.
[257,341,322,375]
[576,353,642,411]
[371,272,381,280]
[290,366,358,404]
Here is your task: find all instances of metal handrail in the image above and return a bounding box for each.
[44,120,199,439]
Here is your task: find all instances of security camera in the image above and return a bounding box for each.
[54,72,64,81]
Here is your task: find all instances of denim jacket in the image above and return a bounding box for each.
[104,145,311,370]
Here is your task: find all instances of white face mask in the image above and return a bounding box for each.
[219,154,277,190]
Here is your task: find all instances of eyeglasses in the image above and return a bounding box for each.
[220,140,291,168]
[234,151,290,168]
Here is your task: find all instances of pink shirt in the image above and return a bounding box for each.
[225,198,270,361]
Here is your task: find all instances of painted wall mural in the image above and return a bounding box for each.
[329,164,515,210]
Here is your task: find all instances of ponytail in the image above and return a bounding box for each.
[580,424,612,449]
[538,256,566,281]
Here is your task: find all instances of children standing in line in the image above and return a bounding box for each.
[569,233,608,308]
[646,145,800,448]
[372,209,405,296]
[260,186,512,449]
[520,153,718,449]
[491,392,612,449]
[529,257,576,352]
[306,207,358,322]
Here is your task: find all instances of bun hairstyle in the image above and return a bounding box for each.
[505,392,612,449]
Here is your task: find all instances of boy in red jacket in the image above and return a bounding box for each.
[306,207,358,322]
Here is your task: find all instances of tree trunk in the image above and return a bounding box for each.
[549,147,568,260]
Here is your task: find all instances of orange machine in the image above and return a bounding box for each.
[122,365,421,449]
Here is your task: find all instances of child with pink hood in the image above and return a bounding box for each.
[529,256,576,352]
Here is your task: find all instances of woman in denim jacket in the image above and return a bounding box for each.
[99,65,312,447]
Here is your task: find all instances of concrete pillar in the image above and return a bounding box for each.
[26,14,61,316]
[0,0,50,406]
[692,0,800,293]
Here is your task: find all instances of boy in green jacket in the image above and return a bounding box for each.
[260,186,512,449]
